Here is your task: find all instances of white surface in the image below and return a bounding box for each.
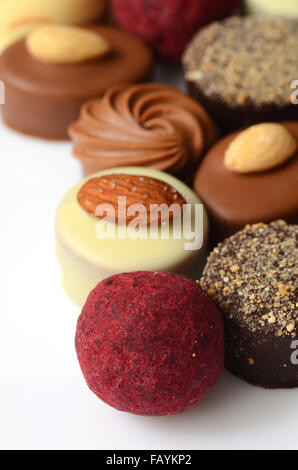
[0,91,298,450]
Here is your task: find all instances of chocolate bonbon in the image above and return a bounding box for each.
[69,83,218,177]
[201,221,298,388]
[183,17,298,132]
[0,26,153,140]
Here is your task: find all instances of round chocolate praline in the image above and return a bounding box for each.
[55,166,209,308]
[0,26,153,140]
[76,271,224,415]
[194,121,298,243]
[183,16,298,132]
[200,220,298,389]
[68,82,218,180]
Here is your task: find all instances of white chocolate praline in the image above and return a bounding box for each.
[56,167,209,307]
[245,0,298,19]
[0,0,106,51]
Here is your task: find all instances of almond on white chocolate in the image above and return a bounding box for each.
[56,167,209,307]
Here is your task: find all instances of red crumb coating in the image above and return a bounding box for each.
[75,272,224,416]
[111,0,238,61]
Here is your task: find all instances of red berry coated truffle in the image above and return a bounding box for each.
[111,0,238,61]
[75,272,224,416]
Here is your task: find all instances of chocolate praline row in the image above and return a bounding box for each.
[0,26,154,140]
[76,271,224,416]
[194,121,298,243]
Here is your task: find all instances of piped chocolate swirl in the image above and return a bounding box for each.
[68,83,218,177]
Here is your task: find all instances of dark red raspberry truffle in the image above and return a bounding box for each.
[111,0,238,61]
[75,271,224,416]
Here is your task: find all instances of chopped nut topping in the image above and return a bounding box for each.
[183,16,298,107]
[207,288,217,297]
[201,221,297,337]
[286,323,295,333]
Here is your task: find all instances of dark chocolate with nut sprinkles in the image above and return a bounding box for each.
[183,16,298,132]
[200,221,298,388]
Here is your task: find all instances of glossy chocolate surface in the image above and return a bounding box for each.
[0,26,153,139]
[194,122,298,242]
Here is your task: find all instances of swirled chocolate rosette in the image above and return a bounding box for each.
[68,83,218,181]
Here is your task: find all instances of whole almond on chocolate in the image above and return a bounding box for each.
[77,174,186,225]
[26,25,111,64]
[224,123,297,174]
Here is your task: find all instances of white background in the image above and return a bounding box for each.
[0,66,297,450]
